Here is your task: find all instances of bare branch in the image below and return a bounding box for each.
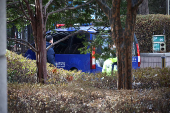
[46,30,89,51]
[23,0,35,23]
[7,15,24,23]
[132,0,144,9]
[44,0,53,11]
[7,1,19,7]
[43,0,53,26]
[7,38,37,52]
[19,0,33,22]
[95,0,110,18]
[46,0,94,21]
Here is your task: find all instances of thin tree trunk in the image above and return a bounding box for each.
[30,0,47,83]
[123,0,138,89]
[36,39,47,83]
[36,0,47,83]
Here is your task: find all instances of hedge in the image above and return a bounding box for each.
[135,14,170,53]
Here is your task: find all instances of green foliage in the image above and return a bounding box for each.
[93,0,127,26]
[79,30,116,61]
[149,0,166,14]
[135,14,170,53]
[6,50,82,84]
[6,50,37,83]
[7,0,32,30]
[7,0,94,30]
[45,0,94,29]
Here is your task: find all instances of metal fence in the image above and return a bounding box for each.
[140,53,170,68]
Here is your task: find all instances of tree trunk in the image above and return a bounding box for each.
[31,0,47,83]
[96,0,142,89]
[121,0,138,89]
[138,0,149,14]
[113,0,138,89]
[36,35,47,83]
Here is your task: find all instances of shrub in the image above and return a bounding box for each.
[133,67,170,89]
[6,50,81,84]
[135,14,170,53]
[7,50,170,112]
[6,50,37,83]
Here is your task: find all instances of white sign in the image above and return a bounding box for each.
[56,62,65,67]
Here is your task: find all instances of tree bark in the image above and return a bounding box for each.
[30,0,47,83]
[121,0,138,89]
[97,0,140,89]
[138,0,149,14]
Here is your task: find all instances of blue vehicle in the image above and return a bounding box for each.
[25,26,140,73]
[25,26,102,73]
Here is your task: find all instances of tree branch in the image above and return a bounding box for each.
[19,0,33,22]
[95,0,110,18]
[44,0,53,11]
[7,38,37,52]
[7,15,24,23]
[46,0,94,21]
[23,0,35,23]
[132,0,144,9]
[46,30,89,51]
[43,0,54,26]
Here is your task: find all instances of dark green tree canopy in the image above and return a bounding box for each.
[149,0,166,14]
[7,0,95,30]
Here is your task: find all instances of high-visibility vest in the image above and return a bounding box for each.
[102,57,117,76]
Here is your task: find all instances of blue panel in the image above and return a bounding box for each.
[132,56,139,69]
[55,54,90,72]
[55,54,102,73]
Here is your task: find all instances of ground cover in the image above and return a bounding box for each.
[7,50,170,112]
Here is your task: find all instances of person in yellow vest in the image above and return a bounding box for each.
[102,44,117,76]
[102,57,117,76]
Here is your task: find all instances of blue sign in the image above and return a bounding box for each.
[153,35,165,42]
[153,43,160,51]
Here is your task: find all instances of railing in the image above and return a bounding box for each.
[140,53,170,68]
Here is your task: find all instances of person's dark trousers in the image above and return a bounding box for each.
[111,62,117,76]
[112,62,117,71]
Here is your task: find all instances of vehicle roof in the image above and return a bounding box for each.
[46,26,111,34]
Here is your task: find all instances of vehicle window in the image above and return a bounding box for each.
[52,32,89,54]
[69,33,89,54]
[52,31,71,54]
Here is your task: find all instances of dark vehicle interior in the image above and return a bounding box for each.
[51,31,89,54]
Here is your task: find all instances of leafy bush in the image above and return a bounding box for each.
[6,50,37,83]
[6,50,82,84]
[133,67,170,89]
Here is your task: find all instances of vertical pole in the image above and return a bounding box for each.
[0,0,7,113]
[168,0,170,15]
[161,56,165,68]
[167,0,170,15]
